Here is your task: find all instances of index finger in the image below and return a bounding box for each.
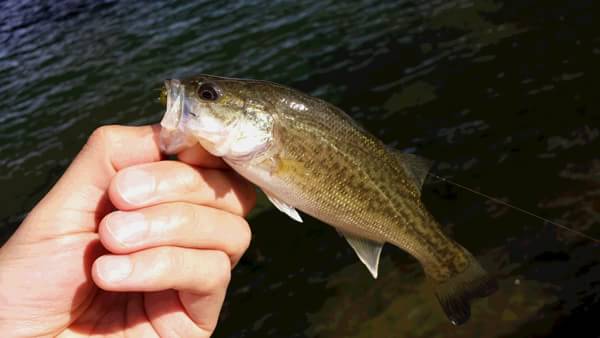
[22,125,164,237]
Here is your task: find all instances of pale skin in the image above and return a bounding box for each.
[0,125,256,337]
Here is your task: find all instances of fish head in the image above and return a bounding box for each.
[159,75,274,161]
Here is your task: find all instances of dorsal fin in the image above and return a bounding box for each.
[390,151,433,192]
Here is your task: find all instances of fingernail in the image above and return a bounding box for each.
[117,168,156,205]
[106,212,147,245]
[98,256,132,283]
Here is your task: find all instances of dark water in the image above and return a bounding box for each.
[1,0,599,337]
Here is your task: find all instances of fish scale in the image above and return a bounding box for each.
[271,101,444,261]
[159,74,498,325]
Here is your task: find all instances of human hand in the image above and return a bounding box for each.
[0,125,255,337]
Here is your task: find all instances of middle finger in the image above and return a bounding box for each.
[98,202,252,266]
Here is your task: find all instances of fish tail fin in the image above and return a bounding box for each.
[428,252,498,325]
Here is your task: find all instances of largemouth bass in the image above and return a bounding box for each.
[159,75,497,325]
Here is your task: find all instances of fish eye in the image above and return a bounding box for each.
[197,83,220,101]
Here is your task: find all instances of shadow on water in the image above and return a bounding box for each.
[1,0,599,337]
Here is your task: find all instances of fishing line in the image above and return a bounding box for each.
[427,173,600,243]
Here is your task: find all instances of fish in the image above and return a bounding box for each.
[158,75,498,325]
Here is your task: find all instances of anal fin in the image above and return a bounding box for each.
[339,231,384,279]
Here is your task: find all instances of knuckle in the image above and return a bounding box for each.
[231,217,252,255]
[181,164,204,193]
[206,251,231,289]
[84,127,106,152]
[153,247,180,276]
[177,202,198,223]
[87,125,116,147]
[84,125,123,157]
[187,203,207,225]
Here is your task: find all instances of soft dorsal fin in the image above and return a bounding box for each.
[265,192,303,223]
[390,151,433,192]
[339,231,384,279]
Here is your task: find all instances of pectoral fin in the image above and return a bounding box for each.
[340,231,384,279]
[266,193,303,223]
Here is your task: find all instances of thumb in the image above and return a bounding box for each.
[17,125,163,240]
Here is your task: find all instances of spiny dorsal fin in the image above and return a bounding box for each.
[390,151,433,192]
[338,230,384,279]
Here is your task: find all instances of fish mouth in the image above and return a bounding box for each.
[159,79,197,154]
